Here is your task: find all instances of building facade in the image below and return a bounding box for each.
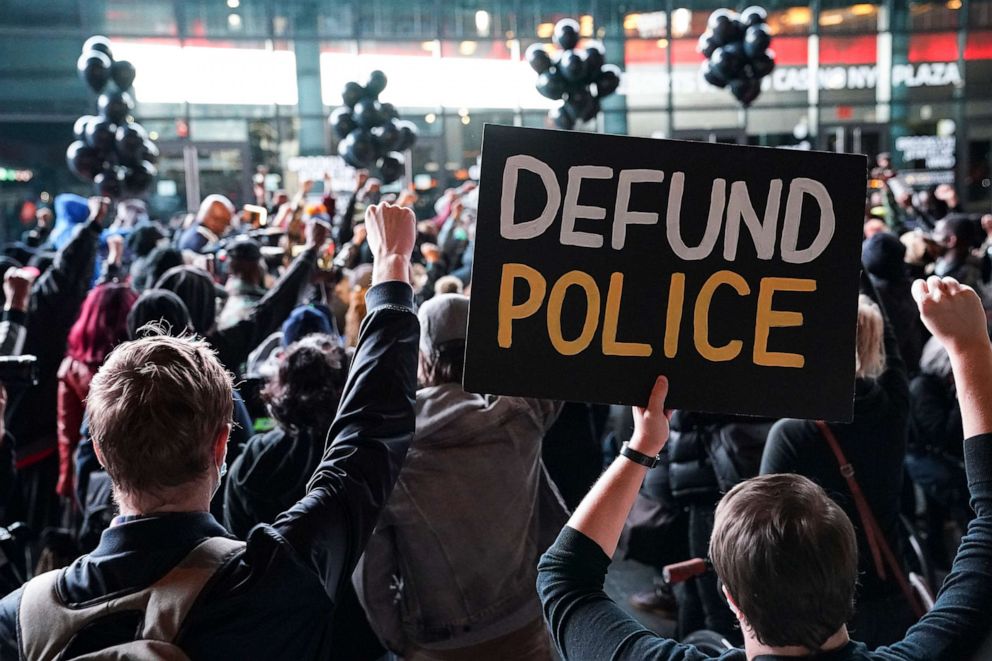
[0,0,989,230]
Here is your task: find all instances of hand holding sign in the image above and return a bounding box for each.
[464,126,866,421]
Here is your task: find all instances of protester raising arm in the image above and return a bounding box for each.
[881,276,992,660]
[537,377,702,661]
[211,219,325,373]
[268,202,418,601]
[0,267,35,357]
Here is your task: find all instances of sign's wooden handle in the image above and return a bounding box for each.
[662,558,709,585]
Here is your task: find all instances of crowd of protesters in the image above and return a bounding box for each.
[0,151,987,661]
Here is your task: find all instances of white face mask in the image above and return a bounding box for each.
[212,461,228,498]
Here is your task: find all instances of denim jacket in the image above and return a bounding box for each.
[355,385,565,652]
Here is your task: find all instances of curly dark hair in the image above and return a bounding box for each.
[262,334,349,435]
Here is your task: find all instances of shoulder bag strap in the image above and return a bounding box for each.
[816,421,925,619]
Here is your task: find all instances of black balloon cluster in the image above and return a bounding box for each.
[329,70,417,185]
[67,36,158,197]
[527,19,621,130]
[698,7,776,107]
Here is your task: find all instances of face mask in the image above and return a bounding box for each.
[212,461,228,498]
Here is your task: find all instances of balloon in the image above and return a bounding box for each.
[66,141,101,180]
[142,139,160,165]
[123,161,157,194]
[329,106,357,139]
[82,35,113,59]
[378,152,405,184]
[583,41,606,80]
[394,120,418,152]
[95,169,122,197]
[536,71,567,100]
[342,81,364,108]
[84,118,117,153]
[372,120,401,151]
[558,50,588,82]
[550,105,575,130]
[709,11,743,45]
[116,123,148,165]
[743,24,772,59]
[740,6,769,27]
[525,44,553,74]
[379,102,399,120]
[594,65,621,98]
[711,43,746,79]
[353,98,384,129]
[98,90,134,124]
[570,93,600,122]
[730,78,761,106]
[338,129,375,168]
[73,115,96,141]
[697,32,720,58]
[552,19,580,50]
[366,70,388,97]
[77,51,111,93]
[751,49,776,78]
[702,60,729,88]
[111,60,136,90]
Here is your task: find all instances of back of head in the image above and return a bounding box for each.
[418,293,469,387]
[155,265,217,335]
[88,333,233,501]
[126,222,166,258]
[136,246,183,292]
[856,294,885,380]
[67,283,139,365]
[710,473,858,651]
[281,305,334,347]
[862,232,907,283]
[127,289,193,340]
[940,214,981,250]
[263,333,348,433]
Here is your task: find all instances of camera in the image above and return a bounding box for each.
[0,355,38,387]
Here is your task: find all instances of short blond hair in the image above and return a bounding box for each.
[855,295,886,379]
[87,334,233,498]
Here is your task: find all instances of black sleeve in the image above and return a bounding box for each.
[909,376,958,453]
[269,281,418,599]
[335,192,360,247]
[879,434,992,660]
[861,269,909,408]
[213,246,317,373]
[537,527,706,661]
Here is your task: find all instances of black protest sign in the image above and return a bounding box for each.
[463,125,867,422]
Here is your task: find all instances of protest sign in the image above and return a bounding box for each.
[463,125,867,421]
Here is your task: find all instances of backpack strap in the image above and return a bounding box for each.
[815,421,926,619]
[18,536,244,661]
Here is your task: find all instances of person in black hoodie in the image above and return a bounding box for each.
[761,274,913,647]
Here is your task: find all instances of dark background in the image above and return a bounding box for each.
[464,124,867,422]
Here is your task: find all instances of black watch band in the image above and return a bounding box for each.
[620,442,661,469]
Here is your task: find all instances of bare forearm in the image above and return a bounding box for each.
[950,340,992,438]
[566,431,657,557]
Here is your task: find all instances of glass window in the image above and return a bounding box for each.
[817,3,883,34]
[106,0,177,36]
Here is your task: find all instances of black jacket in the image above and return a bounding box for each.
[0,281,419,659]
[7,219,101,466]
[761,286,909,602]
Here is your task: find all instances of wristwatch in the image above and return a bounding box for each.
[620,441,661,469]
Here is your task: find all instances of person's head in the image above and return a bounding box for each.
[920,335,953,383]
[87,333,233,513]
[155,265,217,335]
[263,333,348,434]
[196,194,235,236]
[67,283,138,365]
[282,304,334,346]
[855,294,885,380]
[875,152,891,169]
[933,214,980,256]
[127,289,193,340]
[126,222,165,259]
[114,199,149,229]
[35,207,53,228]
[135,246,183,293]
[225,237,263,286]
[710,473,858,652]
[418,294,469,387]
[434,275,464,296]
[272,190,289,207]
[862,232,907,283]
